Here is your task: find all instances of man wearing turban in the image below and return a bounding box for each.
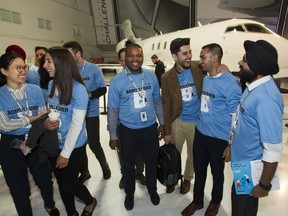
[230,40,284,216]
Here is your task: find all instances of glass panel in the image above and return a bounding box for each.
[38,18,45,29]
[11,12,21,24]
[0,8,11,22]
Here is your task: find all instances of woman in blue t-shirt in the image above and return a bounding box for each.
[43,47,96,216]
[0,52,59,216]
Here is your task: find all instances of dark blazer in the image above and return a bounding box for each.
[161,61,205,135]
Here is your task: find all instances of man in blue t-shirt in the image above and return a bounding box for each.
[182,43,241,216]
[108,43,164,211]
[63,41,111,182]
[230,40,283,216]
[26,46,47,86]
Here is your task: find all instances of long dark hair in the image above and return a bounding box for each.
[39,54,52,90]
[47,47,85,105]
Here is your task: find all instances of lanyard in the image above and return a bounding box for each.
[52,89,60,113]
[229,89,252,145]
[7,85,30,117]
[125,69,144,98]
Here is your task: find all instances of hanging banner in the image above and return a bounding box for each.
[91,0,117,45]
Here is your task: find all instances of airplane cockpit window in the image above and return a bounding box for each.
[225,25,245,32]
[244,24,271,33]
[225,24,271,34]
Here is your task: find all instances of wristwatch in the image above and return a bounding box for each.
[259,181,272,191]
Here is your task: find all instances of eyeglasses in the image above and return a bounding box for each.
[10,65,29,73]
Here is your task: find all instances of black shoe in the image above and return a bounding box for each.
[135,172,146,185]
[78,172,91,184]
[102,163,111,180]
[124,195,134,210]
[81,197,97,216]
[119,176,125,189]
[149,192,160,205]
[45,207,60,216]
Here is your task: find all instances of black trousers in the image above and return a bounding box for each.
[81,116,108,173]
[119,123,159,196]
[117,140,145,174]
[0,134,55,216]
[193,128,228,204]
[231,183,259,216]
[49,145,93,216]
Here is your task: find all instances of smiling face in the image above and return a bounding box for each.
[1,57,28,89]
[43,53,56,78]
[172,44,192,71]
[125,45,143,74]
[199,48,214,72]
[238,54,257,83]
[35,48,46,65]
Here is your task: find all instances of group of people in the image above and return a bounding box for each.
[0,42,111,216]
[107,37,283,216]
[0,35,283,216]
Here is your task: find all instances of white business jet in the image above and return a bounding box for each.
[114,18,288,90]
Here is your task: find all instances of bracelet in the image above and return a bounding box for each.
[259,181,272,191]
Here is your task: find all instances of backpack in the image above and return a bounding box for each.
[157,143,182,186]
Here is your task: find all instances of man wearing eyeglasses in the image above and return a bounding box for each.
[26,46,47,86]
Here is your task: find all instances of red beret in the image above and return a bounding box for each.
[5,44,26,60]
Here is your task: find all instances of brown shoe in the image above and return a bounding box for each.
[166,184,175,193]
[181,202,203,216]
[180,180,190,194]
[205,202,220,216]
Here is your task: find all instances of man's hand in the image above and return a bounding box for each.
[222,146,230,162]
[157,124,164,140]
[56,155,69,169]
[250,184,269,198]
[164,134,173,144]
[217,64,229,74]
[109,139,119,150]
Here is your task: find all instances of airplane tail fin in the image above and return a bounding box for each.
[121,19,137,41]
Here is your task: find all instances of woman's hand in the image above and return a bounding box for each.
[56,155,69,169]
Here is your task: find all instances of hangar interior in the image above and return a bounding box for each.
[0,1,288,216]
[0,0,287,63]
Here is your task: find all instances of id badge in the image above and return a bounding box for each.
[17,111,32,129]
[140,111,147,122]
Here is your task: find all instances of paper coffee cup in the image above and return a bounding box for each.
[48,112,60,121]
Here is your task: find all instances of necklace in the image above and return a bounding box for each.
[7,85,30,117]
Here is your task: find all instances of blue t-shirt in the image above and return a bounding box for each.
[196,72,241,141]
[79,61,106,117]
[177,68,200,122]
[47,80,88,149]
[231,78,283,162]
[26,65,40,86]
[108,68,161,129]
[0,84,45,135]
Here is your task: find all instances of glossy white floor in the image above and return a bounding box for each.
[1,94,288,216]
